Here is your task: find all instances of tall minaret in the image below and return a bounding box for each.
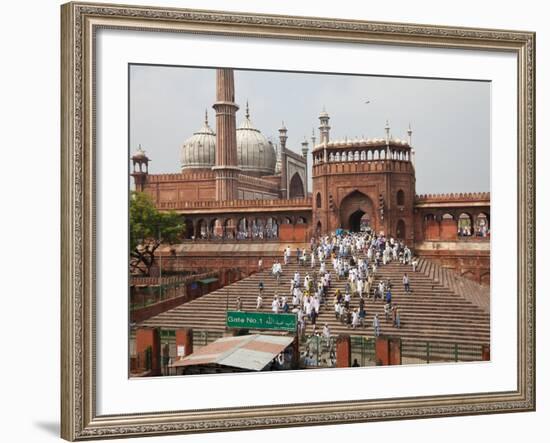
[212,68,240,201]
[319,107,331,144]
[385,120,391,159]
[279,122,288,199]
[407,123,415,166]
[301,137,309,195]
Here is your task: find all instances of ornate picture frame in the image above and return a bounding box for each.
[61,2,535,440]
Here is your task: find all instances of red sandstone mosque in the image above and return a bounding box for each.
[131,68,490,285]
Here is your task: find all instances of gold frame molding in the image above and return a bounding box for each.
[61,2,536,440]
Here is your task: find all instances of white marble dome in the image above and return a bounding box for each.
[180,113,216,171]
[236,104,276,175]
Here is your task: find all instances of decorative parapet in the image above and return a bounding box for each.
[157,196,312,211]
[147,171,215,182]
[312,138,410,152]
[415,192,490,204]
[237,173,280,190]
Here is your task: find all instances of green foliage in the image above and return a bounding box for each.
[129,191,185,275]
[130,191,184,247]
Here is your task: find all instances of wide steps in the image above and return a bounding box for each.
[139,253,490,348]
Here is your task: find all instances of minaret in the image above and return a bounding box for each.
[279,121,288,199]
[130,144,150,192]
[212,68,240,201]
[385,120,391,159]
[319,107,331,144]
[301,137,309,195]
[408,123,415,166]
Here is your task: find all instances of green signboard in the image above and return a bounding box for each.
[226,311,297,332]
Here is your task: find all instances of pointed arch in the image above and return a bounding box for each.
[289,172,305,198]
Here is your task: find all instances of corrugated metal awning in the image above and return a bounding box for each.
[172,334,294,371]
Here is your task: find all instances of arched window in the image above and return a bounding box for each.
[476,213,490,237]
[316,192,322,208]
[442,213,455,220]
[289,173,305,198]
[397,190,405,206]
[196,219,207,238]
[360,151,366,161]
[458,213,473,237]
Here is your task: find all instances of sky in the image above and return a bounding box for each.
[129,65,490,194]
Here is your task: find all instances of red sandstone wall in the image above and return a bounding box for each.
[415,248,490,285]
[311,162,415,244]
[279,224,309,242]
[440,219,458,240]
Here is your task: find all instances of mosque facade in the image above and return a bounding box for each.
[131,68,490,284]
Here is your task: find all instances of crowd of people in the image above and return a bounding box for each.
[259,228,415,339]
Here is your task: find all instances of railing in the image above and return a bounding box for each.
[349,336,486,367]
[130,271,220,310]
[350,336,377,367]
[400,340,485,364]
[300,335,337,368]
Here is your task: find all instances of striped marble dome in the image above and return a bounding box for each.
[236,103,277,176]
[180,112,216,171]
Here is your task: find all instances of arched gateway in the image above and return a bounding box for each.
[339,191,375,232]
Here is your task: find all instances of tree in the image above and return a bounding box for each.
[129,191,185,276]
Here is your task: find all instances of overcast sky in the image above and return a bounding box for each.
[130,65,490,194]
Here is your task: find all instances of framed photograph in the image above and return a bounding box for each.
[61,1,536,440]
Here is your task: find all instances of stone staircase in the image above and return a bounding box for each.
[139,254,490,348]
[416,258,490,313]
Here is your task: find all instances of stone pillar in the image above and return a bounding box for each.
[136,327,161,376]
[291,335,300,370]
[279,124,288,199]
[389,337,402,365]
[175,328,193,360]
[375,336,390,365]
[336,334,351,368]
[375,336,402,366]
[212,68,240,201]
[482,344,490,361]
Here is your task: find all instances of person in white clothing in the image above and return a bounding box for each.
[322,323,331,347]
[256,294,263,310]
[271,297,279,314]
[351,309,360,329]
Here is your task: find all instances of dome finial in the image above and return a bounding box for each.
[245,100,250,119]
[204,108,208,125]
